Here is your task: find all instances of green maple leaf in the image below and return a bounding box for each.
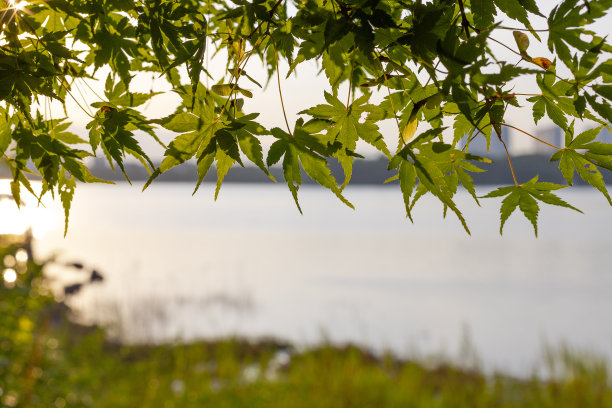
[300,92,390,188]
[267,123,353,213]
[548,1,607,65]
[471,0,496,29]
[548,125,612,205]
[230,113,275,182]
[390,133,478,234]
[59,171,76,237]
[484,177,581,236]
[145,87,220,188]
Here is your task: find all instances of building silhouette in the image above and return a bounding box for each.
[533,126,563,154]
[460,126,510,158]
[597,127,612,143]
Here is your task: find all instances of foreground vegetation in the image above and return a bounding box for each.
[2,242,612,407]
[3,0,612,235]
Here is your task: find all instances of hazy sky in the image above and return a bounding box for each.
[49,0,612,160]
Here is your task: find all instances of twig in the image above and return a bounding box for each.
[498,122,563,150]
[73,79,94,116]
[381,70,400,131]
[346,58,354,110]
[274,43,292,136]
[476,123,519,186]
[57,79,94,118]
[246,0,284,40]
[495,26,550,32]
[424,59,441,87]
[457,0,471,38]
[79,76,106,102]
[489,37,523,58]
[215,25,269,123]
[500,133,518,186]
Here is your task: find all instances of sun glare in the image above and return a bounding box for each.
[0,180,58,239]
[15,248,28,263]
[0,198,31,235]
[8,0,28,11]
[3,268,17,284]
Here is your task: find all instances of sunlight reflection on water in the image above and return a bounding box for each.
[0,180,59,238]
[22,182,612,375]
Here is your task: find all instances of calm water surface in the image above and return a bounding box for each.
[28,182,612,375]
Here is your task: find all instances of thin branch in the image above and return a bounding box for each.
[495,26,550,32]
[498,122,563,151]
[490,36,594,90]
[215,25,270,122]
[384,74,401,132]
[79,76,106,102]
[246,0,283,40]
[475,123,519,186]
[424,59,441,87]
[497,104,517,187]
[500,134,518,186]
[213,0,283,120]
[489,37,523,58]
[457,0,471,38]
[274,43,292,136]
[57,79,94,118]
[346,58,354,110]
[72,79,94,116]
[373,51,401,132]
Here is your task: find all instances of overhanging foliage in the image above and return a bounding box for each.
[1,0,612,235]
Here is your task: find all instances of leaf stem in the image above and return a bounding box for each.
[498,122,563,150]
[490,37,594,90]
[495,26,550,32]
[474,123,519,186]
[382,72,400,132]
[346,59,354,110]
[79,76,106,102]
[489,37,523,58]
[57,79,94,118]
[274,43,292,137]
[424,60,441,87]
[501,134,519,187]
[374,50,401,132]
[216,26,269,123]
[72,79,94,117]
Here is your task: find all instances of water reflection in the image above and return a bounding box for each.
[15,183,612,374]
[0,180,58,238]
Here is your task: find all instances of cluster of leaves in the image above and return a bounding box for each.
[1,0,612,235]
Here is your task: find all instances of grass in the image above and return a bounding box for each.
[15,324,612,408]
[2,241,612,407]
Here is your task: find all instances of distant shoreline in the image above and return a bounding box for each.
[3,154,612,185]
[86,154,612,186]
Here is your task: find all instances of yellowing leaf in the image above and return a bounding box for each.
[211,84,234,96]
[513,31,530,58]
[211,84,252,98]
[232,40,245,61]
[531,57,552,70]
[402,116,418,143]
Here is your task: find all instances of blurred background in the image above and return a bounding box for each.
[3,179,612,406]
[4,179,612,371]
[2,0,612,404]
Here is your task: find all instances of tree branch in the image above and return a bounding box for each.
[457,0,471,38]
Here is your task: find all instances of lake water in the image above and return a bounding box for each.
[18,182,612,375]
